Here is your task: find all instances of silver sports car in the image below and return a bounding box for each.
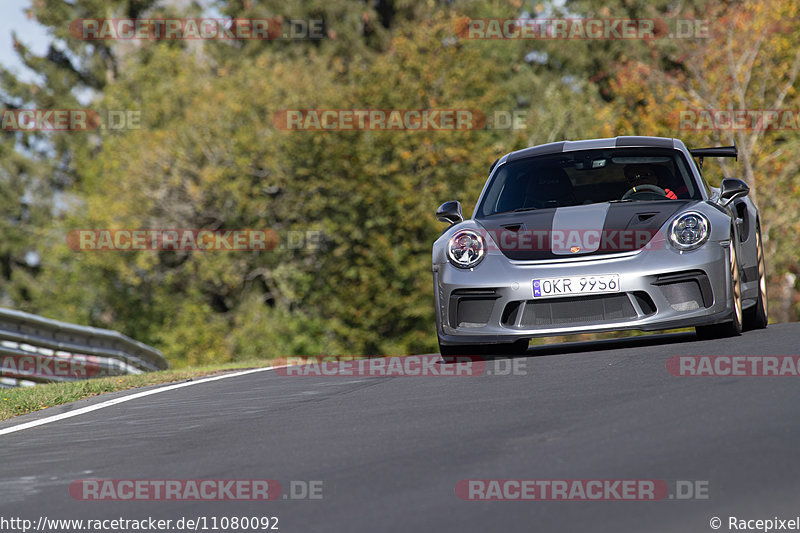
[433,136,768,356]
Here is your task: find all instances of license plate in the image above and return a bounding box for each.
[532,274,620,298]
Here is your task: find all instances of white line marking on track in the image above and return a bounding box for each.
[0,366,278,436]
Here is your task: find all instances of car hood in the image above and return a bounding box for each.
[475,200,694,260]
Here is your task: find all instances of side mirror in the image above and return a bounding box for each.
[436,201,463,225]
[718,178,749,206]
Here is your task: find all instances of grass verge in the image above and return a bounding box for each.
[0,360,275,421]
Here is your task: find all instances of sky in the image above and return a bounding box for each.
[0,0,50,81]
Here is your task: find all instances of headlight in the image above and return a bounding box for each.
[447,230,486,268]
[669,212,710,251]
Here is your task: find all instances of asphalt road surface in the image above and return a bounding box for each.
[2,324,799,533]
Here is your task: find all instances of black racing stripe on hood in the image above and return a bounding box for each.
[476,209,556,261]
[601,200,690,242]
[476,200,694,260]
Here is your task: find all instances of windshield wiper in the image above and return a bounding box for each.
[608,199,633,203]
[488,207,539,216]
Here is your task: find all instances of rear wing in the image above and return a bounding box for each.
[689,144,738,171]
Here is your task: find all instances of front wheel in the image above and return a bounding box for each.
[743,227,768,330]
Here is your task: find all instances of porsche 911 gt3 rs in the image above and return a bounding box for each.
[433,136,768,356]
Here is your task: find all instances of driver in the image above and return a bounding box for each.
[624,164,678,199]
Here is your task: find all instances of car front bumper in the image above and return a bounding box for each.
[434,240,734,346]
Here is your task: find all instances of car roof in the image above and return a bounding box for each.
[504,136,682,163]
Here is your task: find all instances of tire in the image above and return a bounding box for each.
[438,338,528,362]
[743,227,768,330]
[696,238,742,339]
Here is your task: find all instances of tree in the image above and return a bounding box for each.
[586,0,800,322]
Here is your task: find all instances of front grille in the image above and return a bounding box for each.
[505,294,638,328]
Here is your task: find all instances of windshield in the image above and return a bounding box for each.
[476,148,700,217]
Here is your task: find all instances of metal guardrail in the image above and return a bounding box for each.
[0,307,168,387]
